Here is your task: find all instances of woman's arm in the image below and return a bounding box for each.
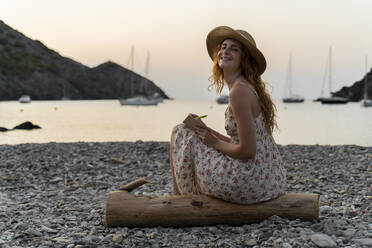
[195,84,257,161]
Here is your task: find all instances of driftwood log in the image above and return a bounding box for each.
[105,191,319,228]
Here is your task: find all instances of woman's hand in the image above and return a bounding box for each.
[188,113,207,128]
[194,127,219,148]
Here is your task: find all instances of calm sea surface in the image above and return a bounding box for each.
[1,99,371,146]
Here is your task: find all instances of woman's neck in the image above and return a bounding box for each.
[224,69,243,90]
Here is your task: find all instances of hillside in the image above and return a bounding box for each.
[0,20,169,100]
[333,69,372,101]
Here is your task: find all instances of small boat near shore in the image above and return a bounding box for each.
[282,54,304,103]
[362,99,372,107]
[119,48,162,106]
[283,94,305,103]
[119,96,159,106]
[320,96,348,104]
[18,95,31,103]
[317,47,348,105]
[216,95,229,104]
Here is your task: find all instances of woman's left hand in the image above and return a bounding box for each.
[194,127,219,148]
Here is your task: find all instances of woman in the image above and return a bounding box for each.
[170,26,286,204]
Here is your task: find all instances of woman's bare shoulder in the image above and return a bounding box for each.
[229,81,257,101]
[229,81,261,117]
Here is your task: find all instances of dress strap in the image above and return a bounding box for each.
[250,88,259,100]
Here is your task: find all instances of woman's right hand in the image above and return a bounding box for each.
[189,113,230,142]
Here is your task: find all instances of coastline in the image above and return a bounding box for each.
[0,141,371,247]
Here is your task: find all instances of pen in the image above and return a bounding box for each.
[197,115,207,119]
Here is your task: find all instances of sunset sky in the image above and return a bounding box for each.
[1,0,372,100]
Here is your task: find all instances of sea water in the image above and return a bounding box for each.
[0,99,371,146]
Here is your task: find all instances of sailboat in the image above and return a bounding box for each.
[216,94,229,104]
[119,95,159,106]
[119,48,159,106]
[362,55,372,107]
[319,47,348,104]
[143,50,164,104]
[282,54,304,103]
[19,95,31,103]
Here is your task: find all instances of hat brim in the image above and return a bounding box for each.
[206,26,267,75]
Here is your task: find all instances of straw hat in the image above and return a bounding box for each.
[206,26,267,75]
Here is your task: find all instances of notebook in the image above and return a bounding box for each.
[182,114,208,129]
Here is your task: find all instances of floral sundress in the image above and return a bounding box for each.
[171,104,287,204]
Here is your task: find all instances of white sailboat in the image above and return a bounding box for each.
[319,47,348,104]
[362,55,372,107]
[282,54,304,103]
[143,50,164,104]
[119,95,159,106]
[216,94,229,104]
[19,95,31,103]
[119,47,159,106]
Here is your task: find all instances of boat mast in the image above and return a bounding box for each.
[364,55,368,100]
[127,46,135,97]
[329,47,332,96]
[145,50,150,78]
[284,53,292,98]
[143,50,151,96]
[288,53,292,96]
[127,46,135,70]
[320,50,329,97]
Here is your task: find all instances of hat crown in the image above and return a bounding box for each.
[236,29,256,47]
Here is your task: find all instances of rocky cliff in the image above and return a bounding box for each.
[333,69,372,102]
[0,20,169,100]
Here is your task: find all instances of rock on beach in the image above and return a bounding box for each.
[0,141,371,247]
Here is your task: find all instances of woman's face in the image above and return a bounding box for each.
[217,39,243,71]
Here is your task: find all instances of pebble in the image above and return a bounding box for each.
[207,226,218,234]
[52,237,72,243]
[41,225,59,233]
[245,239,257,246]
[282,243,292,248]
[354,238,372,247]
[25,228,42,237]
[14,222,29,230]
[311,233,337,247]
[323,219,343,236]
[343,205,358,217]
[343,228,356,238]
[0,142,370,247]
[320,205,334,215]
[112,233,123,243]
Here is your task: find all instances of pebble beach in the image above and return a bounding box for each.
[0,141,371,248]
